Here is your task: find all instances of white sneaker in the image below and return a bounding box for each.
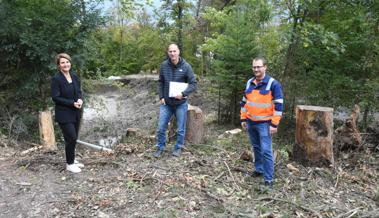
[66,164,82,173]
[74,160,84,168]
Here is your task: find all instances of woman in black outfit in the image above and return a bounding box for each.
[51,53,84,173]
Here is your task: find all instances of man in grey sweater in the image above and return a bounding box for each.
[154,43,197,158]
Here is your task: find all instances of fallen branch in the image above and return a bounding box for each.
[214,171,226,181]
[223,161,241,191]
[140,171,149,186]
[335,207,363,218]
[16,182,32,186]
[361,208,379,218]
[24,141,43,147]
[20,146,43,156]
[257,197,322,218]
[334,173,340,188]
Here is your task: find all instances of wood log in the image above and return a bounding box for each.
[168,104,204,144]
[294,105,334,166]
[39,110,57,151]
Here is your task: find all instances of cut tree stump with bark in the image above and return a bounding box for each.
[334,105,362,151]
[168,104,204,144]
[39,110,57,151]
[294,105,334,167]
[185,105,204,144]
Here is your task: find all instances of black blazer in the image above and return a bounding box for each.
[51,71,82,123]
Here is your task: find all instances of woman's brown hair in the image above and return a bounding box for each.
[55,53,72,65]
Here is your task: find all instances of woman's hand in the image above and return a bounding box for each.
[74,99,83,109]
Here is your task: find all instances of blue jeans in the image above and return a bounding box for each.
[156,101,188,150]
[246,120,274,182]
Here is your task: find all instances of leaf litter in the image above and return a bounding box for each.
[0,131,378,218]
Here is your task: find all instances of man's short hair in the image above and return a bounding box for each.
[252,57,267,66]
[167,43,180,51]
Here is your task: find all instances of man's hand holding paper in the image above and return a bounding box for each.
[169,82,188,99]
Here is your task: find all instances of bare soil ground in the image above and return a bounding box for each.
[1,133,378,218]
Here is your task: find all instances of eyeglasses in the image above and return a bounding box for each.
[252,66,264,69]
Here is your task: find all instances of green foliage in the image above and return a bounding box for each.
[85,8,167,77]
[117,0,153,18]
[1,0,379,141]
[202,0,272,123]
[0,0,104,110]
[277,0,379,118]
[0,0,104,141]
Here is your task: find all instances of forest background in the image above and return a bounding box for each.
[0,0,378,142]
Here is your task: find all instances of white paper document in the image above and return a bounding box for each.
[169,82,188,97]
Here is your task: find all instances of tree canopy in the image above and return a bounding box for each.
[1,0,378,134]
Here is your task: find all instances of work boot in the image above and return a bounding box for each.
[153,149,164,158]
[172,148,181,157]
[250,171,263,177]
[264,181,273,192]
[245,171,263,177]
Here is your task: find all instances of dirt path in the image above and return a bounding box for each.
[80,76,161,147]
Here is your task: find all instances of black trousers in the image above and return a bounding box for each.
[59,122,80,164]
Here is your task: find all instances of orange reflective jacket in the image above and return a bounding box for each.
[240,74,283,127]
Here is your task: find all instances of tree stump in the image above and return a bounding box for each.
[185,105,204,144]
[294,105,334,166]
[334,105,362,151]
[168,104,204,144]
[39,110,57,151]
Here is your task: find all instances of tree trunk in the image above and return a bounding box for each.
[177,0,183,50]
[39,110,57,151]
[294,105,334,167]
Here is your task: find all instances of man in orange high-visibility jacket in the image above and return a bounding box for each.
[240,57,283,191]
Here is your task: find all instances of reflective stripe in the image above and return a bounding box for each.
[266,78,274,91]
[246,78,254,90]
[247,101,272,108]
[274,99,283,103]
[274,111,283,116]
[250,115,272,119]
[241,108,248,112]
[242,96,247,102]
